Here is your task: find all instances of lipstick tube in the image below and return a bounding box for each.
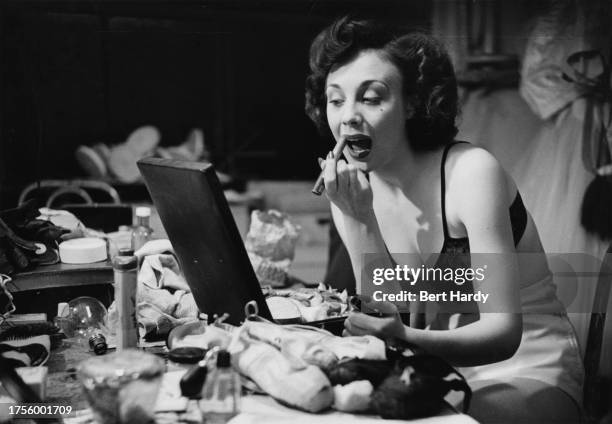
[311,138,347,195]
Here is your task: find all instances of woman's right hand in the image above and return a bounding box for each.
[321,151,374,222]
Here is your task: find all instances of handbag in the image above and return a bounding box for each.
[327,337,472,419]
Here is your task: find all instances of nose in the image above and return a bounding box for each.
[341,101,362,127]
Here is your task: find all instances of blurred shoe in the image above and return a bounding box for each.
[0,335,50,367]
[107,126,161,183]
[156,128,207,161]
[155,128,238,186]
[92,143,111,164]
[75,146,108,179]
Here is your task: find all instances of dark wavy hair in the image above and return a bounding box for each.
[305,16,458,151]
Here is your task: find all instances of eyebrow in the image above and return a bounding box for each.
[325,79,390,91]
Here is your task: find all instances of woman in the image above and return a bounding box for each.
[305,17,583,423]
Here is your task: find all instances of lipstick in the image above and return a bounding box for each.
[311,138,347,195]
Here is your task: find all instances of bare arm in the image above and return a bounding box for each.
[324,154,396,288]
[331,203,391,288]
[344,148,523,366]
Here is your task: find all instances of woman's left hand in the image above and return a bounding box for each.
[343,301,406,340]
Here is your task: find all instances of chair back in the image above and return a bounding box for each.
[583,244,612,417]
[18,179,120,208]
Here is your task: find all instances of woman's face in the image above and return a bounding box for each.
[325,49,411,172]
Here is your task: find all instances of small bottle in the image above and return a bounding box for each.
[113,255,139,350]
[131,207,154,251]
[199,350,241,424]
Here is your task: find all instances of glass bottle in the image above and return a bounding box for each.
[113,255,139,350]
[131,207,153,251]
[199,350,241,424]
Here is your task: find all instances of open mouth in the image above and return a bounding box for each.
[344,135,372,159]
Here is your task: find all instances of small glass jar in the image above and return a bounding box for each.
[79,349,164,424]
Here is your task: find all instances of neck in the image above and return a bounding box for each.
[372,145,440,191]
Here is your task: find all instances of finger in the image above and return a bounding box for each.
[363,300,399,315]
[342,315,355,336]
[349,311,386,330]
[331,146,339,168]
[346,164,360,196]
[344,317,370,336]
[318,157,325,170]
[357,294,373,303]
[347,311,381,332]
[356,169,370,190]
[336,159,350,191]
[324,151,337,195]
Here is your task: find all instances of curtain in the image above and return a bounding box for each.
[436,0,612,376]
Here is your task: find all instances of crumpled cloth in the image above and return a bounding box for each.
[138,254,191,292]
[519,1,606,120]
[239,320,386,361]
[138,254,195,312]
[108,253,199,339]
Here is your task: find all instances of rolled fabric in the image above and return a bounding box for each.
[234,341,333,413]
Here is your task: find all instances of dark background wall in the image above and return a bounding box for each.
[0,0,430,208]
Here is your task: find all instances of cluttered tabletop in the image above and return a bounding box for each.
[0,201,476,423]
[0,301,476,424]
[35,323,476,424]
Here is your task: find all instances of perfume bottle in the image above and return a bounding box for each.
[131,207,153,251]
[199,350,241,424]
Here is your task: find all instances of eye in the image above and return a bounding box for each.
[327,98,344,107]
[362,94,382,105]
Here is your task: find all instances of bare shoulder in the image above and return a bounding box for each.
[444,144,519,220]
[446,144,514,194]
[447,144,502,180]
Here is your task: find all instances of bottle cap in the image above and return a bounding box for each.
[112,255,138,271]
[118,248,134,256]
[57,302,69,317]
[135,207,151,218]
[168,347,206,364]
[216,350,231,368]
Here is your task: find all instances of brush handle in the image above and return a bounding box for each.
[0,356,61,423]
